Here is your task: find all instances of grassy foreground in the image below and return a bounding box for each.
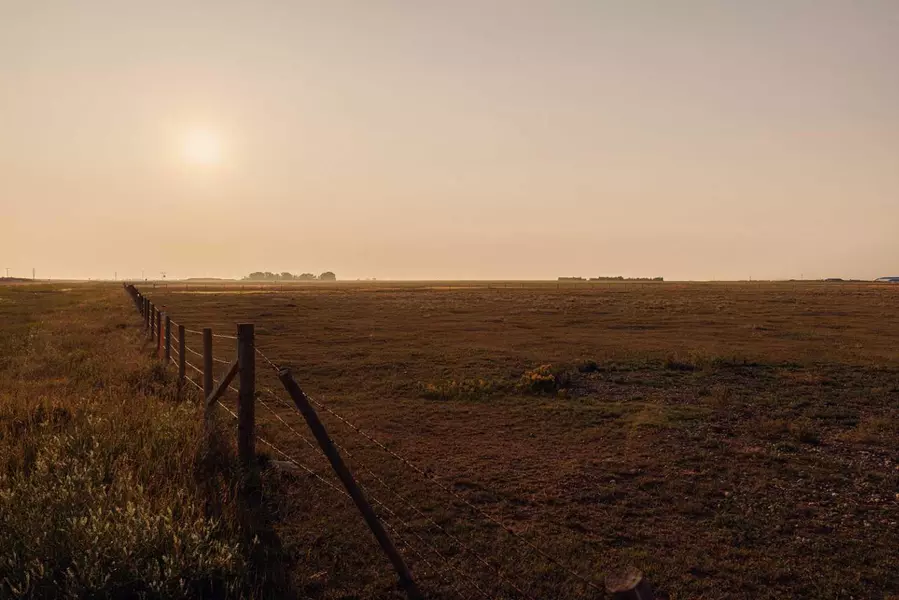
[0,284,259,598]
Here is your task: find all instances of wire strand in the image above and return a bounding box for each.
[184,359,204,377]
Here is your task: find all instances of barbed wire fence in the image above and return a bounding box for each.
[123,283,653,600]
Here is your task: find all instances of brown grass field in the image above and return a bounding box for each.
[2,281,898,599]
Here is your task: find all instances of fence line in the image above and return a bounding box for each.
[122,283,654,600]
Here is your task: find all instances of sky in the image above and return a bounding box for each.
[2,1,898,281]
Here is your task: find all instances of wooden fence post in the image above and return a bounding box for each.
[277,368,421,600]
[237,324,255,466]
[178,324,186,384]
[203,328,214,402]
[164,315,171,363]
[148,303,154,338]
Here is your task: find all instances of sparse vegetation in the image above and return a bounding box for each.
[4,280,898,599]
[0,285,258,598]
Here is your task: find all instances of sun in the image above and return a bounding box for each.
[182,129,223,166]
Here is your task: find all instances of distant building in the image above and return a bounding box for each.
[875,277,899,283]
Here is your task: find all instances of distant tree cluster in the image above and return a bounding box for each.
[244,271,336,281]
[589,276,664,282]
[558,276,664,282]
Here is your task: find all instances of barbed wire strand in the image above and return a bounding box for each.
[184,359,204,377]
[255,346,280,371]
[183,344,203,358]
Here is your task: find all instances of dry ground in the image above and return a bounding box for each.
[5,281,898,599]
[134,280,899,600]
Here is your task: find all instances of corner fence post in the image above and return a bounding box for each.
[237,324,255,466]
[277,368,422,600]
[203,328,213,402]
[178,324,186,385]
[164,315,171,363]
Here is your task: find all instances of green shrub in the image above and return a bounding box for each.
[517,365,570,395]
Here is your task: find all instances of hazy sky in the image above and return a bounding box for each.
[2,1,898,280]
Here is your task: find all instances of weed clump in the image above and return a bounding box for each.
[517,365,570,395]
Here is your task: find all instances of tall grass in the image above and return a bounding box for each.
[0,285,251,598]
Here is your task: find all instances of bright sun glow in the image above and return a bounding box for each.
[182,129,223,166]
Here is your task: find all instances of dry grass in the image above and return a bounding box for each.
[6,280,899,599]
[0,284,272,598]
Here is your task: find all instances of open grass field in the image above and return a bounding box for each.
[135,280,899,600]
[3,281,898,599]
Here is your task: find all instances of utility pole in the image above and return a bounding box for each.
[114,271,117,281]
[4,268,8,278]
[32,268,35,281]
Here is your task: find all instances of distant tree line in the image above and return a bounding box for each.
[558,276,664,282]
[243,271,336,281]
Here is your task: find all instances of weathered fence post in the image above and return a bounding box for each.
[237,324,255,466]
[203,328,213,401]
[178,324,186,384]
[277,368,421,600]
[606,568,654,600]
[164,314,171,363]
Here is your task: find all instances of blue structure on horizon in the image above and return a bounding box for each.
[875,277,899,283]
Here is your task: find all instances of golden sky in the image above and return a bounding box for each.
[2,1,898,280]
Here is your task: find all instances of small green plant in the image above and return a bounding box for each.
[517,365,570,395]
